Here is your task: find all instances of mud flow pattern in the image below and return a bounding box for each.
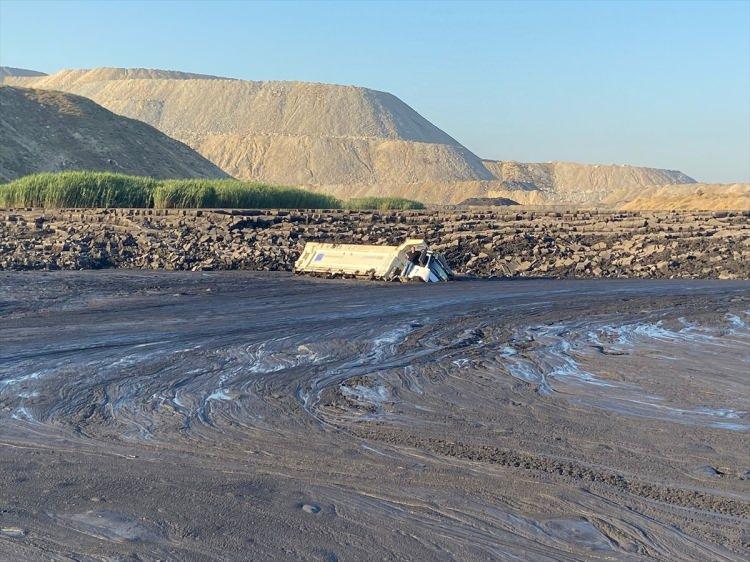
[1,271,748,561]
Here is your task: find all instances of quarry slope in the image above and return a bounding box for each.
[4,67,713,206]
[0,86,228,181]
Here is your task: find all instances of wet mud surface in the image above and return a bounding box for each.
[0,271,748,560]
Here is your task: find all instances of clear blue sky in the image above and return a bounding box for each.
[1,0,748,182]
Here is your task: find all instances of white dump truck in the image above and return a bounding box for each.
[294,239,452,282]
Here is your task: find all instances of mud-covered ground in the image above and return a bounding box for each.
[0,272,748,561]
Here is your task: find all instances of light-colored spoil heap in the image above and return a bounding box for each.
[2,67,709,206]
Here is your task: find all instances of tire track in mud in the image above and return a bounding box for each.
[346,430,750,518]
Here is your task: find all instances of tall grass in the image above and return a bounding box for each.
[0,171,426,210]
[0,171,157,208]
[345,197,425,210]
[152,179,341,209]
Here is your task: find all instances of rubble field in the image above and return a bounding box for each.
[1,207,748,278]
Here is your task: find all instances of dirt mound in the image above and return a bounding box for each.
[0,86,228,181]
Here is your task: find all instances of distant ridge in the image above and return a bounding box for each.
[0,85,228,181]
[480,160,695,205]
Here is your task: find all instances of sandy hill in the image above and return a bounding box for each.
[0,85,227,182]
[6,67,728,208]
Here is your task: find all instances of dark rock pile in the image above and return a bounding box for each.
[1,208,748,279]
[456,197,520,207]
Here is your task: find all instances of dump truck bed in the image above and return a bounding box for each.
[294,239,451,282]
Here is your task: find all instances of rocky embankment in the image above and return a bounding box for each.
[1,208,748,278]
